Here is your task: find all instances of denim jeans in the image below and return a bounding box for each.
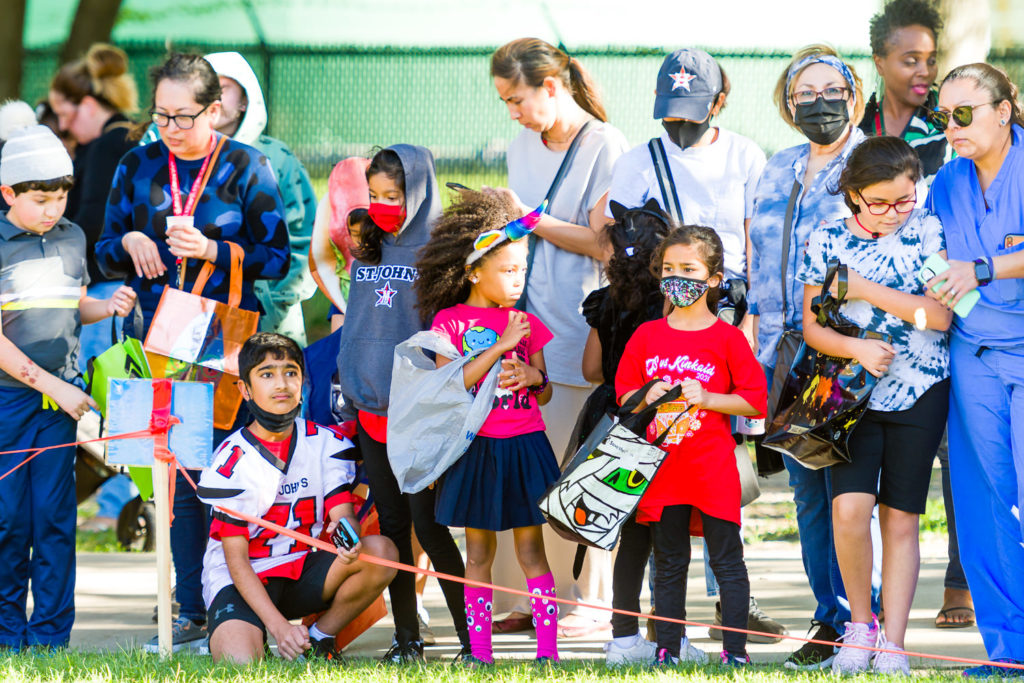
[937,433,969,591]
[170,467,210,622]
[785,457,882,631]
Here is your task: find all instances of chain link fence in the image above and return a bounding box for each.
[20,44,1024,185]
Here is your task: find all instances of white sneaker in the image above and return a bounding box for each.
[873,637,910,675]
[679,636,708,664]
[604,633,656,666]
[831,620,879,675]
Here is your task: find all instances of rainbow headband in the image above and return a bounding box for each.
[465,201,547,266]
[784,54,856,103]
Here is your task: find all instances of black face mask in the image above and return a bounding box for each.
[793,97,850,145]
[244,390,301,434]
[662,118,710,150]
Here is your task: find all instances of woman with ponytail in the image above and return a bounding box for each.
[485,37,628,639]
[924,62,1024,676]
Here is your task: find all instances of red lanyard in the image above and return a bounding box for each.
[168,136,216,217]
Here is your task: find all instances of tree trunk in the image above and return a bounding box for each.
[60,0,124,65]
[937,0,992,77]
[0,0,26,102]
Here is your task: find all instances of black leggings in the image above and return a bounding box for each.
[357,422,467,643]
[652,505,749,657]
[611,513,652,638]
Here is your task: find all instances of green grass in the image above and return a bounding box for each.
[920,496,949,537]
[0,650,968,682]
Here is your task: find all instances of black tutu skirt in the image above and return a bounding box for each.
[435,431,560,531]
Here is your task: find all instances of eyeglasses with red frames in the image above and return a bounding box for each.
[860,195,917,215]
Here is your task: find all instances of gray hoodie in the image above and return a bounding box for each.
[337,144,439,415]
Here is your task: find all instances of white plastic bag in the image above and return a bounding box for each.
[386,330,499,493]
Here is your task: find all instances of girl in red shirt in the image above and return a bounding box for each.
[615,225,766,667]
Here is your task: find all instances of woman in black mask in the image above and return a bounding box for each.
[606,48,766,349]
[747,45,879,671]
[605,47,790,648]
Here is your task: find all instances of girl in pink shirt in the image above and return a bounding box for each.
[415,191,559,666]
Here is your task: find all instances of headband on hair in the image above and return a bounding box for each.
[466,201,547,266]
[785,54,856,104]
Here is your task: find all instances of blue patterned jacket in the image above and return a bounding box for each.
[748,127,865,367]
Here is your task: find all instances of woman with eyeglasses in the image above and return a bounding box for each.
[923,63,1024,677]
[747,45,881,670]
[95,52,289,653]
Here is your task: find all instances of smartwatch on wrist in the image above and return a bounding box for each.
[973,257,994,287]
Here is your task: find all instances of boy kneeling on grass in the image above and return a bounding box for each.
[198,332,397,663]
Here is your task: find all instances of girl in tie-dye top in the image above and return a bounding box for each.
[795,136,951,675]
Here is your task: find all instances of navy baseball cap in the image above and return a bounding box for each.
[653,48,723,121]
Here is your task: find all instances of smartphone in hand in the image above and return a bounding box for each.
[918,253,979,317]
[331,518,360,552]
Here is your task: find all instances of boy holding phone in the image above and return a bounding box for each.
[197,332,397,663]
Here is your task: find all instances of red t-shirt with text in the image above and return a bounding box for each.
[614,319,766,529]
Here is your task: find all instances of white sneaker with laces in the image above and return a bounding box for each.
[604,633,656,666]
[831,619,879,675]
[873,637,910,675]
[679,636,708,664]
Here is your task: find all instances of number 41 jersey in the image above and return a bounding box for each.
[197,419,358,608]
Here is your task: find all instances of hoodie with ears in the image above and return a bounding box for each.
[337,144,440,416]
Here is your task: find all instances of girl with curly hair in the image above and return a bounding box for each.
[416,191,559,666]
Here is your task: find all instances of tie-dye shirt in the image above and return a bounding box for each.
[796,209,949,412]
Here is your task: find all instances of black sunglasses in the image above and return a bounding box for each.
[929,102,996,131]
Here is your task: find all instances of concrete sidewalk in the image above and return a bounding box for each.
[67,537,986,668]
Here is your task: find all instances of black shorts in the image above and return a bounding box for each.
[830,378,950,514]
[207,550,336,639]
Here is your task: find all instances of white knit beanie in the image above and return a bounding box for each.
[0,100,73,187]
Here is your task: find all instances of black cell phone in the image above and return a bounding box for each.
[331,518,360,552]
[445,181,472,192]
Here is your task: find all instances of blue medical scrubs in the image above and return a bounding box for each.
[927,124,1024,661]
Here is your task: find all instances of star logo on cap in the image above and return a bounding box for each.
[669,69,697,92]
[375,281,397,308]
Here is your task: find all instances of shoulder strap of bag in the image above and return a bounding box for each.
[516,119,597,312]
[191,241,245,308]
[176,135,228,289]
[779,179,802,319]
[815,258,847,325]
[647,137,683,224]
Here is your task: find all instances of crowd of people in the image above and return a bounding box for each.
[0,0,1022,676]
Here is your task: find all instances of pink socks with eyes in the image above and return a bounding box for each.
[464,586,494,663]
[528,572,558,661]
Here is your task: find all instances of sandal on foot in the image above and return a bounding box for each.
[935,606,975,629]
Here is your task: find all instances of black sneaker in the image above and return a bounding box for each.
[711,597,788,644]
[307,635,342,663]
[381,638,425,664]
[783,620,839,670]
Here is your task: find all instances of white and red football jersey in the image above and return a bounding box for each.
[197,419,358,607]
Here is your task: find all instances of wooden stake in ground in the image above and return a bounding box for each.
[152,459,172,658]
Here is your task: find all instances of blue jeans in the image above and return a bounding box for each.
[171,467,210,623]
[785,456,882,631]
[937,435,969,591]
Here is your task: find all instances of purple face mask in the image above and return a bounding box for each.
[660,275,709,308]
